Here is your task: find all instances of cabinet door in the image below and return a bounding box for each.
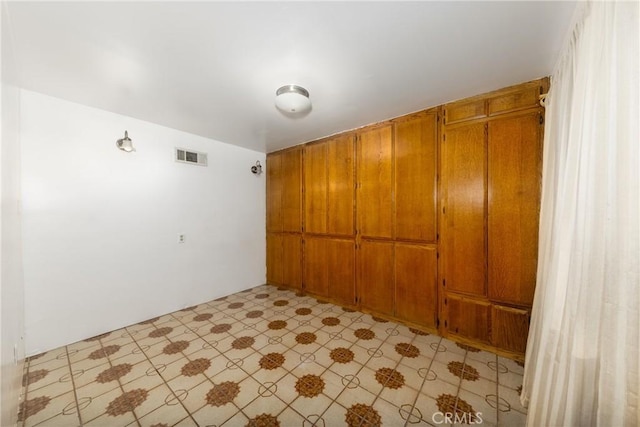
[304,237,355,304]
[442,123,486,296]
[281,149,302,232]
[492,305,530,353]
[445,295,491,343]
[266,153,282,232]
[282,234,302,289]
[395,244,437,327]
[327,135,355,236]
[358,240,394,315]
[327,239,356,306]
[395,113,438,242]
[357,126,393,239]
[266,233,283,285]
[304,143,327,234]
[488,114,541,305]
[304,236,329,297]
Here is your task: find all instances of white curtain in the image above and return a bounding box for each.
[521,1,639,426]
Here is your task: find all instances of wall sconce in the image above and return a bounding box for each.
[251,161,262,174]
[116,130,135,152]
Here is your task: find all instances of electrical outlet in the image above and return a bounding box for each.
[178,234,185,244]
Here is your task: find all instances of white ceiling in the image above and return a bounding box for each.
[6,1,576,153]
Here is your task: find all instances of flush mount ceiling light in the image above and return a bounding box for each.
[275,85,311,113]
[116,130,135,152]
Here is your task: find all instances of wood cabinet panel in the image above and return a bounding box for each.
[266,234,283,285]
[488,84,540,116]
[266,154,282,232]
[445,100,486,125]
[492,305,530,353]
[304,143,327,234]
[395,114,438,242]
[488,114,541,305]
[357,126,394,239]
[304,237,355,304]
[304,236,329,296]
[327,135,355,236]
[395,244,437,327]
[442,123,486,296]
[327,239,356,306]
[446,295,491,343]
[358,240,394,315]
[282,234,302,288]
[281,149,302,232]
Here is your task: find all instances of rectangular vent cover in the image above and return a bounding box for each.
[175,148,207,166]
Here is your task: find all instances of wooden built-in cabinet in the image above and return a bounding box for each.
[356,125,394,239]
[266,79,547,360]
[440,78,547,357]
[266,147,302,289]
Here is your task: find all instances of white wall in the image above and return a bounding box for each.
[1,2,26,425]
[21,90,266,356]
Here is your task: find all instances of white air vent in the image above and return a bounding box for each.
[175,148,207,166]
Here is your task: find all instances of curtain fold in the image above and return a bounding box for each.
[521,1,639,426]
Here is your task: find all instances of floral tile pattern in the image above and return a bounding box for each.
[19,284,527,426]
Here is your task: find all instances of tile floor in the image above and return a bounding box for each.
[19,285,528,426]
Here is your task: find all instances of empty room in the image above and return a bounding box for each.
[1,1,638,426]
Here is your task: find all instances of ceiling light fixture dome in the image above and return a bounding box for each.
[275,85,311,113]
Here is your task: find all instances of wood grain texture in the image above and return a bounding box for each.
[489,85,540,116]
[327,135,355,236]
[282,234,302,288]
[491,305,530,353]
[445,295,491,343]
[266,233,283,285]
[304,143,328,234]
[281,149,302,232]
[488,114,541,305]
[304,236,329,296]
[358,240,394,315]
[395,244,437,327]
[327,239,356,306]
[266,153,282,232]
[445,99,486,125]
[357,125,394,239]
[395,113,438,242]
[441,122,486,296]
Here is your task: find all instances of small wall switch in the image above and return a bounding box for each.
[178,234,185,244]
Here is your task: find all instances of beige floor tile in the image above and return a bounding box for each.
[320,402,349,425]
[373,396,407,426]
[290,393,333,419]
[497,405,528,426]
[27,376,75,401]
[457,389,498,426]
[76,386,122,424]
[83,411,136,426]
[192,399,242,426]
[75,375,122,401]
[335,384,377,408]
[135,401,191,427]
[241,392,287,417]
[414,392,444,425]
[498,385,527,414]
[126,384,174,420]
[420,377,459,400]
[20,286,528,426]
[21,391,77,427]
[430,360,463,387]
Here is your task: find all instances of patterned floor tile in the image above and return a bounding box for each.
[20,284,527,427]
